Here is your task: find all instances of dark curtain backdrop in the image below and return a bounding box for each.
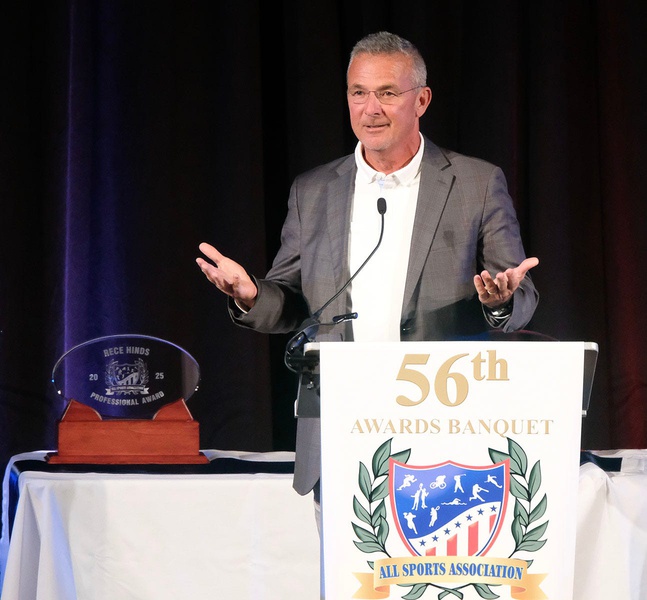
[1,1,646,485]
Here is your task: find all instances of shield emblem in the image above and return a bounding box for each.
[389,459,510,557]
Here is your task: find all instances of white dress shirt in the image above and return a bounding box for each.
[349,135,424,341]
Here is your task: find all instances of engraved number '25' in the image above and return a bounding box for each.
[396,353,470,407]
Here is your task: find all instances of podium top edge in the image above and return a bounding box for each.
[305,341,599,353]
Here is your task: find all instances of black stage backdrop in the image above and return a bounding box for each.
[1,1,646,482]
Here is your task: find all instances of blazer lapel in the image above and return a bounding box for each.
[326,156,356,291]
[402,139,455,312]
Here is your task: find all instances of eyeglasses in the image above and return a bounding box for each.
[347,86,423,105]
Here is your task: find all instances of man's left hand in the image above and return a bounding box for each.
[474,257,539,309]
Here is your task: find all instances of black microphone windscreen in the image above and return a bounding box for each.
[377,197,387,215]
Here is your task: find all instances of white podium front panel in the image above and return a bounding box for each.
[320,341,585,600]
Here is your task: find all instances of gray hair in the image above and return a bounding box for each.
[348,31,427,87]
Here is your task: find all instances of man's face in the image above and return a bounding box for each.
[347,53,431,162]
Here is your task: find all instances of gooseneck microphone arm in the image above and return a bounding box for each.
[311,196,387,323]
[284,197,387,372]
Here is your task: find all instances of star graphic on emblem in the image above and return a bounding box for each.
[478,508,484,515]
[490,505,498,513]
[432,535,438,542]
[454,521,462,529]
[420,540,426,547]
[466,515,473,521]
[444,528,451,535]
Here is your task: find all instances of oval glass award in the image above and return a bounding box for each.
[52,334,200,418]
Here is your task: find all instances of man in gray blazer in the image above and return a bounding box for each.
[197,32,538,501]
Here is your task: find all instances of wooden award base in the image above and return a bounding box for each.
[47,398,209,464]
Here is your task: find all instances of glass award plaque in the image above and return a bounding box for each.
[48,334,208,464]
[52,334,200,418]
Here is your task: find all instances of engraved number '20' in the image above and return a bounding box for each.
[396,353,469,407]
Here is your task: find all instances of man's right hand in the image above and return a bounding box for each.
[196,242,258,310]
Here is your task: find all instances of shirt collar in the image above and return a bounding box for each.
[354,133,425,188]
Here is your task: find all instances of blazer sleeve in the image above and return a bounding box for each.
[479,166,539,332]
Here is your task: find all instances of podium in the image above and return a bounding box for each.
[303,341,597,600]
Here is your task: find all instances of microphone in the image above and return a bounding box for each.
[284,197,387,371]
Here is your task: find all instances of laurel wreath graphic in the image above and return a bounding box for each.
[351,437,548,600]
[353,438,410,558]
[489,437,549,561]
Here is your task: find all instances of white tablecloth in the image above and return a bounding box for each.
[575,450,647,599]
[0,451,320,600]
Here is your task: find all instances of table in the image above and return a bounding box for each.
[2,450,646,600]
[0,451,320,600]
